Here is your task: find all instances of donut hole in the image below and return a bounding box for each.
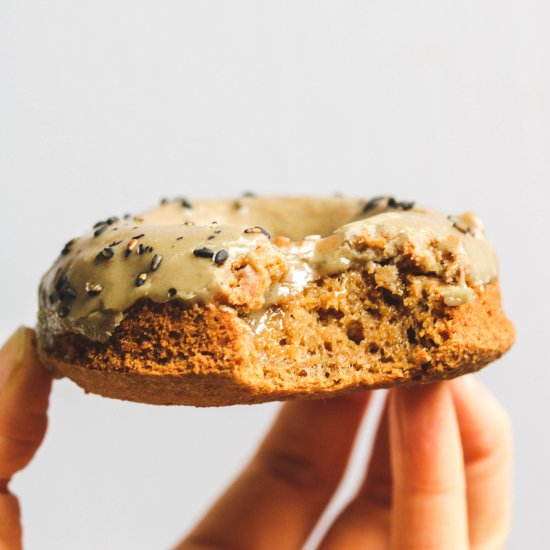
[220,197,362,240]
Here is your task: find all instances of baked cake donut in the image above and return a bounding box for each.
[36,196,514,406]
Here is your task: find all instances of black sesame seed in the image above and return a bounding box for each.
[58,287,76,300]
[106,216,119,225]
[193,247,214,259]
[151,254,162,271]
[94,225,108,237]
[244,226,271,238]
[183,221,195,226]
[137,243,145,255]
[55,275,68,291]
[109,240,122,247]
[211,221,219,224]
[362,196,388,213]
[387,197,398,208]
[242,191,256,197]
[59,303,71,317]
[207,235,215,240]
[132,233,145,240]
[93,220,106,229]
[168,288,177,297]
[160,198,168,205]
[61,239,76,255]
[144,245,154,253]
[176,236,184,240]
[180,198,192,209]
[101,246,115,258]
[136,272,147,287]
[214,249,229,265]
[123,213,131,219]
[86,282,103,296]
[399,201,415,210]
[214,230,222,234]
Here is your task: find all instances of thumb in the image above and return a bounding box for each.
[0,327,53,550]
[0,327,52,480]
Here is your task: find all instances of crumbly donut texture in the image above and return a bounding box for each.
[37,196,514,406]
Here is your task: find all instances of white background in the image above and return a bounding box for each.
[1,1,549,548]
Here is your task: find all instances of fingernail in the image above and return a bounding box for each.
[0,328,29,387]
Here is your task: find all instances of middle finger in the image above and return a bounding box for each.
[318,396,391,550]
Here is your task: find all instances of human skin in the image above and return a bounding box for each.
[0,328,511,550]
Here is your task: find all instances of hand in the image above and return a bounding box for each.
[179,378,511,549]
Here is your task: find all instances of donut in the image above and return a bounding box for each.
[36,195,514,406]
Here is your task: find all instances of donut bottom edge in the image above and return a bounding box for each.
[37,276,514,407]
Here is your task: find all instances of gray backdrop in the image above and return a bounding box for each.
[1,1,548,548]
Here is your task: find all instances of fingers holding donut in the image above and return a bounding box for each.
[318,378,511,550]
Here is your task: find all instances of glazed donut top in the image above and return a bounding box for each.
[38,196,498,344]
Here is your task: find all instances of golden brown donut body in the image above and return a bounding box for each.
[39,275,513,407]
